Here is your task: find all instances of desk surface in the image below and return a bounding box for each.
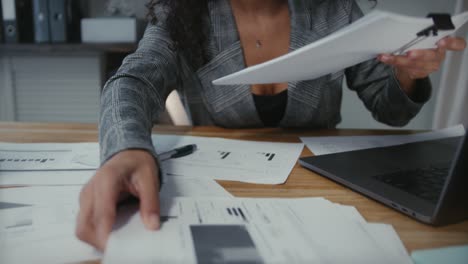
[1,122,467,263]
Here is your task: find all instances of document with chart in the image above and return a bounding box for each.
[213,10,468,85]
[0,135,303,185]
[0,179,232,263]
[104,197,413,264]
[0,142,99,171]
[152,135,304,184]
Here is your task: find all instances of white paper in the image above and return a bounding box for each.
[0,207,101,264]
[160,178,233,198]
[0,177,232,264]
[0,142,99,171]
[365,223,412,263]
[0,196,100,264]
[333,204,411,263]
[0,170,95,186]
[0,186,82,207]
[300,125,465,156]
[213,11,468,85]
[153,134,304,184]
[0,179,231,208]
[105,197,412,264]
[0,181,230,237]
[1,134,303,185]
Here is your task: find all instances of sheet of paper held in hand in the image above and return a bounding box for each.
[300,125,465,156]
[152,134,304,185]
[213,11,468,85]
[104,197,413,264]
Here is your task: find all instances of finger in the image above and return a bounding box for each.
[434,47,446,62]
[407,49,439,62]
[403,69,430,79]
[76,185,98,249]
[132,168,160,230]
[437,37,467,51]
[93,173,121,251]
[400,60,440,74]
[381,54,425,69]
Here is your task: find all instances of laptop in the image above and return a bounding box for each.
[299,133,468,226]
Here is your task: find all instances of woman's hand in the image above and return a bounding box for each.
[75,150,161,251]
[378,36,467,95]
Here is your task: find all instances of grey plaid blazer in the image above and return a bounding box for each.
[99,0,431,163]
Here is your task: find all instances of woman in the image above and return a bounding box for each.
[76,0,466,250]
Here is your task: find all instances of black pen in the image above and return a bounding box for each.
[158,144,197,161]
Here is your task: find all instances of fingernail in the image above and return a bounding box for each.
[145,213,160,230]
[380,55,390,62]
[98,229,109,251]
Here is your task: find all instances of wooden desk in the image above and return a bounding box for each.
[1,122,467,263]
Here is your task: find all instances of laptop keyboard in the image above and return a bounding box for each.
[374,165,449,203]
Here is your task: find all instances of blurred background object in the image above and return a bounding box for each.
[0,0,465,128]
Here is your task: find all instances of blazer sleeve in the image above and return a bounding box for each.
[344,0,432,127]
[99,20,179,165]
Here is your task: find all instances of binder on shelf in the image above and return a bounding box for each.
[1,0,34,43]
[0,1,4,43]
[33,0,50,43]
[48,0,80,43]
[2,0,17,43]
[48,0,65,42]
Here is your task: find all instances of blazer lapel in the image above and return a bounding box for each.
[197,0,262,128]
[280,0,335,127]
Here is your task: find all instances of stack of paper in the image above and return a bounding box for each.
[104,197,413,264]
[0,179,233,263]
[0,135,303,262]
[1,135,414,263]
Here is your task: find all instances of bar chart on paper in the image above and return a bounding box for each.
[0,142,99,171]
[105,197,414,264]
[152,134,304,184]
[0,148,69,170]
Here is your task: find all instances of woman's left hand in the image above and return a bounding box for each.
[377,36,467,94]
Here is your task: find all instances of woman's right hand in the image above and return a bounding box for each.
[75,149,161,251]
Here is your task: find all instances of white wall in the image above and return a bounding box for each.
[339,0,457,129]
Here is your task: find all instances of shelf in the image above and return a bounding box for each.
[0,43,138,54]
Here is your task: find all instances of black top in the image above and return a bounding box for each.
[252,90,288,127]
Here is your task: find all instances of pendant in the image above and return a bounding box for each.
[255,40,262,49]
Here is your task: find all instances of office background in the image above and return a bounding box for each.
[0,0,465,128]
